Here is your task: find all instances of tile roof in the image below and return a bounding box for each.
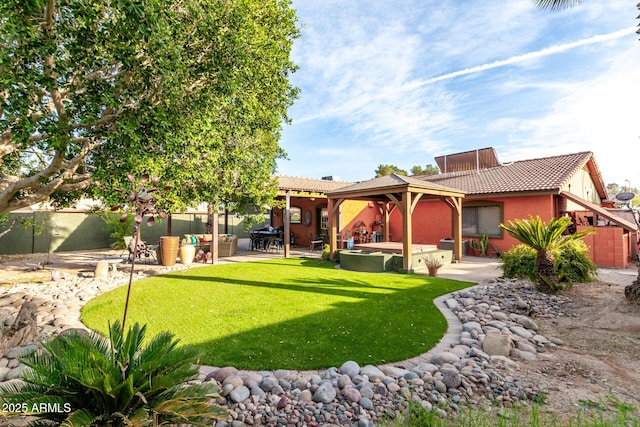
[418,152,598,195]
[327,173,465,196]
[276,176,351,194]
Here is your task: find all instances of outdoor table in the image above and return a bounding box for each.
[253,230,283,251]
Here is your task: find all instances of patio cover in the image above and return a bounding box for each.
[561,191,638,231]
[326,174,466,272]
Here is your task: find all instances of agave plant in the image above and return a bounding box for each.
[0,321,225,426]
[500,215,594,293]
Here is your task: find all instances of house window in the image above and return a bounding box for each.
[462,203,502,237]
[289,207,302,224]
[320,208,328,230]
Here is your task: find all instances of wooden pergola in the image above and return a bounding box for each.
[325,174,466,272]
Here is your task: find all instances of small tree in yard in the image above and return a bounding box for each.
[500,215,594,293]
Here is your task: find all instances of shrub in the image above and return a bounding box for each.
[500,244,536,281]
[0,321,226,426]
[91,209,134,250]
[321,243,331,260]
[501,240,596,287]
[555,239,597,286]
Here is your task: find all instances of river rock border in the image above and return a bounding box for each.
[0,266,567,426]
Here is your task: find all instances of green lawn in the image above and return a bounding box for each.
[81,258,473,370]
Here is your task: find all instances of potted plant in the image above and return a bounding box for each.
[425,255,445,276]
[470,231,489,257]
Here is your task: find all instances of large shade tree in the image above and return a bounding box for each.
[0,0,299,216]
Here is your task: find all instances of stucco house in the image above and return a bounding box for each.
[406,148,638,267]
[274,148,638,268]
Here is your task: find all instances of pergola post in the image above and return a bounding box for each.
[284,191,291,258]
[401,191,412,272]
[210,210,219,265]
[328,198,344,260]
[383,202,392,242]
[451,197,463,261]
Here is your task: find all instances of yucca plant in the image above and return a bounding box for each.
[500,215,594,293]
[0,321,226,426]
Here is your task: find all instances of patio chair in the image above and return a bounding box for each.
[309,232,324,252]
[265,236,283,252]
[249,231,263,251]
[125,237,156,264]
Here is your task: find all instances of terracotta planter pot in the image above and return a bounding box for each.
[159,236,180,266]
[179,245,196,265]
[428,267,439,276]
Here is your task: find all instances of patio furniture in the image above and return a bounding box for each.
[265,235,283,252]
[218,234,238,257]
[183,234,238,258]
[309,232,324,252]
[124,236,156,264]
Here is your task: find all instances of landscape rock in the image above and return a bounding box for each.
[312,381,337,403]
[0,264,573,426]
[229,385,250,403]
[483,332,513,357]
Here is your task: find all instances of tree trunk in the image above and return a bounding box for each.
[535,250,558,294]
[0,301,38,357]
[624,264,640,304]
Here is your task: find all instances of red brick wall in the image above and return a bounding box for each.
[387,194,557,254]
[578,225,630,268]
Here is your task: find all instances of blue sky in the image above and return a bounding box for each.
[276,0,639,191]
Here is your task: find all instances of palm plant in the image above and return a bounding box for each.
[0,321,225,426]
[532,0,584,10]
[500,215,594,293]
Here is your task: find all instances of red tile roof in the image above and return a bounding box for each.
[276,176,351,194]
[418,151,603,196]
[327,173,465,196]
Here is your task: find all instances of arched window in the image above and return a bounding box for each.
[289,207,302,224]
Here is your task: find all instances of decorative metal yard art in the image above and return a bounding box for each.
[112,173,173,329]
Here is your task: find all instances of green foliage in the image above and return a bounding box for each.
[470,232,490,257]
[500,240,596,288]
[0,321,225,426]
[555,240,597,286]
[389,396,640,427]
[500,215,595,293]
[410,164,441,176]
[375,164,408,177]
[500,244,537,281]
[321,243,331,260]
[375,163,443,177]
[90,210,135,249]
[0,0,299,215]
[0,213,46,240]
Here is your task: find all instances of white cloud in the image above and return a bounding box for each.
[281,0,639,184]
[498,44,640,186]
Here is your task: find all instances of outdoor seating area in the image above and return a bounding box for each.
[249,226,284,252]
[182,234,239,261]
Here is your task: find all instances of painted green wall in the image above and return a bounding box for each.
[0,212,252,255]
